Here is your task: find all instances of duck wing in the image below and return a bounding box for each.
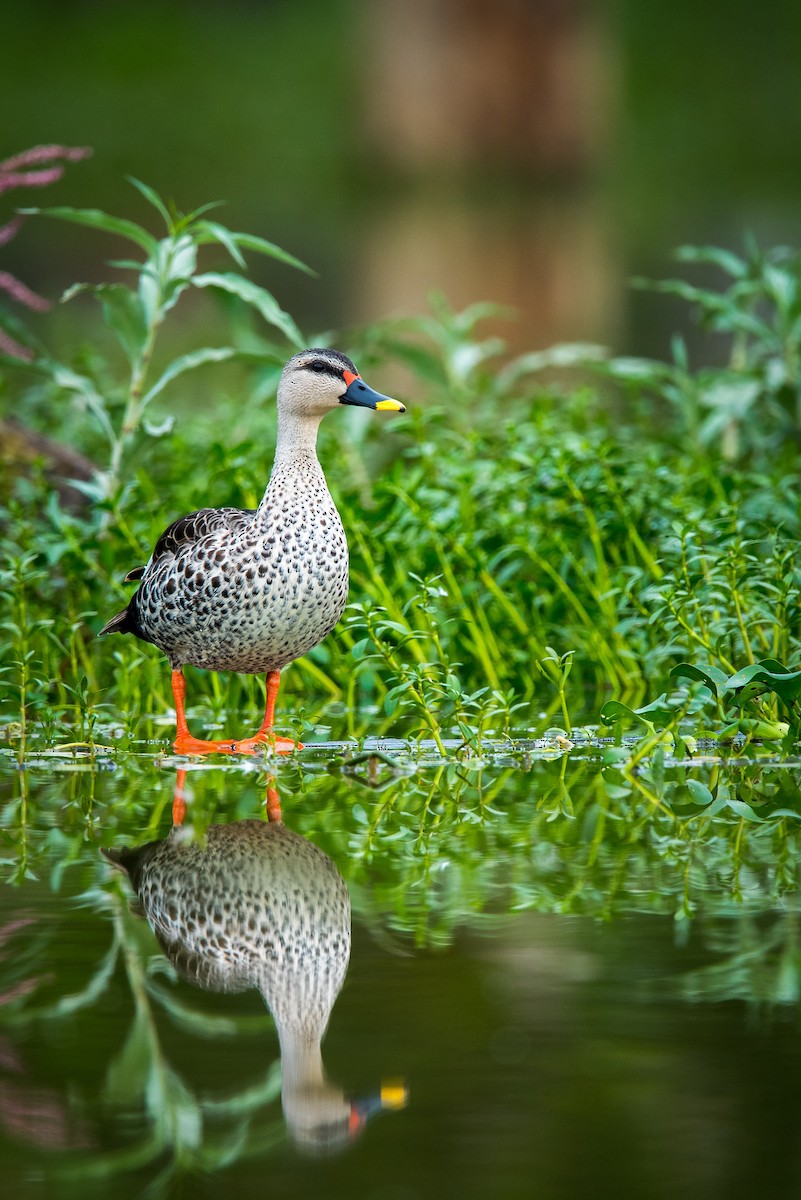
[123,507,258,581]
[99,506,256,638]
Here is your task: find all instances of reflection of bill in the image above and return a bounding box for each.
[103,781,407,1154]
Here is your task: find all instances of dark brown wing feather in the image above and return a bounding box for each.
[99,507,257,641]
[149,507,257,565]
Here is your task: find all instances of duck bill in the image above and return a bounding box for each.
[340,370,406,412]
[348,1079,408,1133]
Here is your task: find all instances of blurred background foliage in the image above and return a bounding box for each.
[1,0,800,748]
[3,0,801,356]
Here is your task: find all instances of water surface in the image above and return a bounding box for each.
[1,742,800,1199]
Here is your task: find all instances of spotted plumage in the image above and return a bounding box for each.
[104,816,355,1151]
[99,348,405,754]
[104,820,351,1007]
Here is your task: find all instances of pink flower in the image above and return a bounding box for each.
[0,144,92,172]
[0,144,92,359]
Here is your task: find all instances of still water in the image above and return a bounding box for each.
[1,743,800,1199]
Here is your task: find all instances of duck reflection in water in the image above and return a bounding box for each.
[103,773,406,1154]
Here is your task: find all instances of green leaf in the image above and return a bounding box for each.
[104,1009,151,1105]
[126,176,171,227]
[140,346,241,409]
[20,205,159,255]
[496,343,608,390]
[216,231,315,276]
[670,662,728,698]
[763,264,797,315]
[62,281,147,364]
[162,234,197,288]
[674,244,749,278]
[599,700,640,725]
[686,778,713,806]
[192,272,304,347]
[600,356,673,385]
[739,719,790,740]
[633,693,677,723]
[699,377,761,419]
[158,1067,203,1149]
[195,220,247,269]
[600,693,676,729]
[725,798,763,822]
[725,659,801,708]
[599,700,642,724]
[45,361,116,446]
[376,339,448,387]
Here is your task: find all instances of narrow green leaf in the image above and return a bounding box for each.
[141,346,240,409]
[20,206,158,255]
[601,356,672,384]
[725,798,763,822]
[674,244,749,277]
[126,176,171,227]
[496,343,608,390]
[45,361,116,446]
[351,638,372,661]
[226,231,315,275]
[163,234,197,287]
[763,264,797,315]
[195,220,247,269]
[62,281,147,364]
[103,1009,151,1105]
[97,285,148,364]
[192,272,304,347]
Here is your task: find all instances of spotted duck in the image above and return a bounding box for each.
[104,778,407,1152]
[99,348,405,753]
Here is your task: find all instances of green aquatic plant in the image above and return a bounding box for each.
[601,653,801,761]
[0,174,800,754]
[13,177,310,510]
[601,241,801,462]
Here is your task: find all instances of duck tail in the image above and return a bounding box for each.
[100,846,128,870]
[98,606,134,637]
[101,841,160,891]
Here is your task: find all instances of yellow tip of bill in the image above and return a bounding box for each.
[380,1081,409,1109]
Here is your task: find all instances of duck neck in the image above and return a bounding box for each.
[279,1029,326,1096]
[273,409,324,467]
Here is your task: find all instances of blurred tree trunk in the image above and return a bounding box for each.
[356,0,616,353]
[1,419,94,511]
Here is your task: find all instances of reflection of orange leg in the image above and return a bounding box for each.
[232,671,303,755]
[172,768,188,825]
[266,776,282,823]
[171,669,239,755]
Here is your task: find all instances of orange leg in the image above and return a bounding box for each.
[171,668,302,756]
[232,671,303,755]
[172,669,239,755]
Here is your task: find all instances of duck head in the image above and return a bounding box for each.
[279,347,406,419]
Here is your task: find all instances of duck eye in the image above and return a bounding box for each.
[308,360,328,374]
